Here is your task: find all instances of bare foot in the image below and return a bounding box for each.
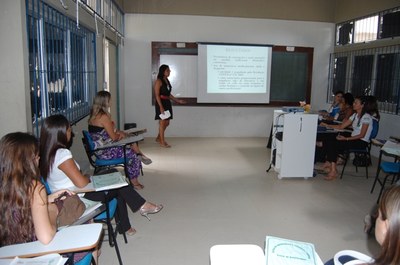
[127,227,137,236]
[323,162,331,169]
[131,179,144,189]
[160,142,171,148]
[324,172,337,181]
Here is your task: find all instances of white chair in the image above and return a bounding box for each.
[210,244,265,265]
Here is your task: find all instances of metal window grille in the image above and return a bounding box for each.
[328,45,400,115]
[82,0,124,35]
[26,0,97,136]
[336,7,400,46]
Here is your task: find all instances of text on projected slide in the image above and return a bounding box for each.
[208,45,268,94]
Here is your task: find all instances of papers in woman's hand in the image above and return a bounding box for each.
[159,110,171,120]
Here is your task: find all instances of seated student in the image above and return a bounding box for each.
[315,93,355,163]
[336,93,354,123]
[88,90,150,190]
[0,132,93,263]
[320,90,344,120]
[325,184,400,265]
[39,115,163,236]
[319,96,374,180]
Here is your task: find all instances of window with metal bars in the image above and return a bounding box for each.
[328,45,400,115]
[26,0,97,136]
[335,7,400,46]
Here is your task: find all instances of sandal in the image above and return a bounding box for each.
[133,183,144,190]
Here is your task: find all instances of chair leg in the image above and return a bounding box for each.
[371,166,382,193]
[365,164,369,179]
[110,222,124,265]
[91,255,96,265]
[113,203,128,244]
[377,174,391,204]
[105,203,114,247]
[105,201,124,265]
[340,154,349,179]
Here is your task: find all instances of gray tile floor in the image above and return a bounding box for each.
[97,137,381,265]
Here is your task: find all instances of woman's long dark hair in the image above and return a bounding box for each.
[354,95,368,127]
[364,95,380,121]
[372,184,400,265]
[0,132,40,246]
[157,64,172,89]
[39,114,70,179]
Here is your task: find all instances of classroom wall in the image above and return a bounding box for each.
[122,0,399,24]
[123,0,335,23]
[123,14,335,137]
[0,0,30,137]
[334,0,400,23]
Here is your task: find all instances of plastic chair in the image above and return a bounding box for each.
[74,253,94,265]
[93,197,125,265]
[82,130,143,177]
[82,130,127,175]
[374,161,400,203]
[339,118,379,179]
[40,177,94,265]
[40,177,125,265]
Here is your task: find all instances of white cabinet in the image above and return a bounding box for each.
[270,110,318,179]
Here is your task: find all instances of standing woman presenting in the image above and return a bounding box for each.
[154,64,185,148]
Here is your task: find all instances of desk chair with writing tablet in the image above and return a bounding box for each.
[82,130,143,177]
[339,118,379,179]
[41,177,125,265]
[0,224,102,265]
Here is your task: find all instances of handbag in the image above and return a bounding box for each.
[54,192,85,228]
[333,250,374,265]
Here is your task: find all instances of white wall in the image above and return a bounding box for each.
[0,0,30,137]
[124,14,335,137]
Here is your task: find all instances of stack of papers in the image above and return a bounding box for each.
[159,110,171,120]
[9,254,67,265]
[91,171,128,191]
[71,171,128,193]
[265,236,318,265]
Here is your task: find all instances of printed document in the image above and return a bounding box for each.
[265,236,317,265]
[159,110,171,120]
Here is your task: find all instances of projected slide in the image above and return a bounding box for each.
[207,45,267,94]
[198,43,272,104]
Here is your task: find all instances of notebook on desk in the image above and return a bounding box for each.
[71,171,128,193]
[265,236,318,265]
[7,253,67,265]
[124,128,147,136]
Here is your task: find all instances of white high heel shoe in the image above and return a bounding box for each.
[139,204,163,221]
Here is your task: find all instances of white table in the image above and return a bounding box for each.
[371,139,400,196]
[210,244,324,265]
[0,223,102,259]
[381,139,400,157]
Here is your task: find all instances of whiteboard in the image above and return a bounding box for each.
[160,54,197,97]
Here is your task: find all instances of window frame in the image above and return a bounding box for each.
[26,0,97,136]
